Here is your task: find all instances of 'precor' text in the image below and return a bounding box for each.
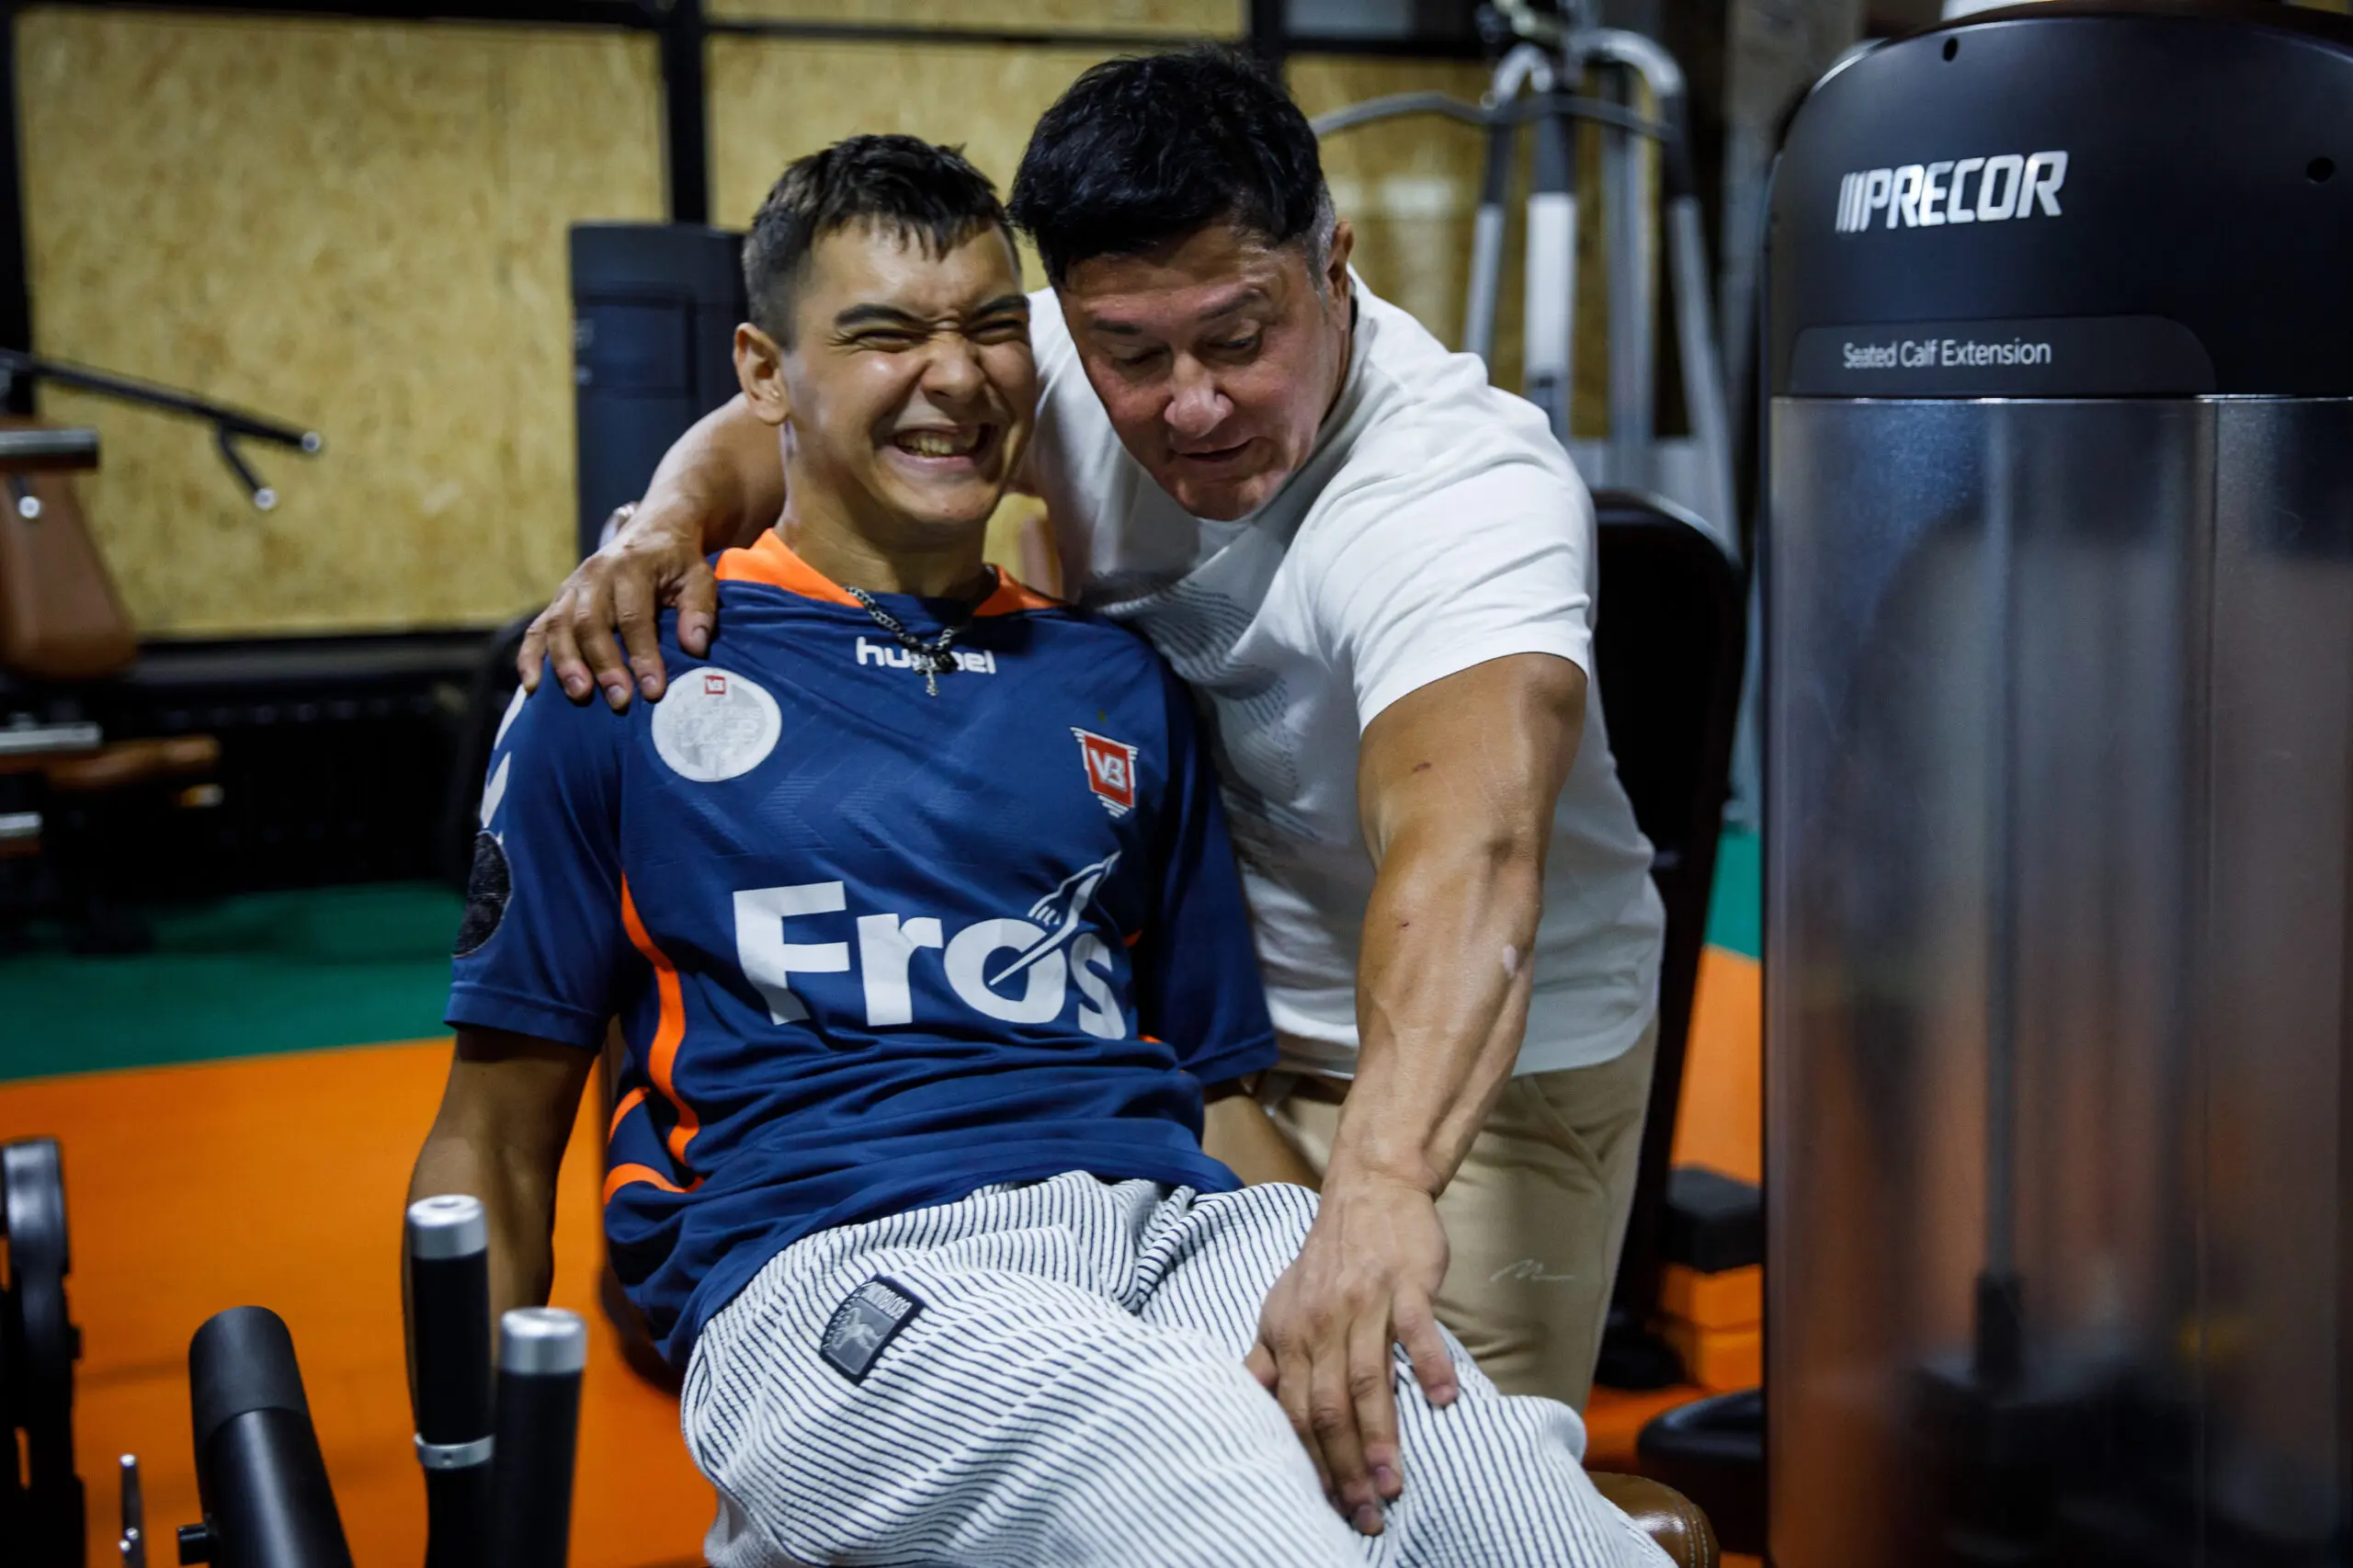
[1834,152,2067,233]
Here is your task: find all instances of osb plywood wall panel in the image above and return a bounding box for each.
[711,0,1240,30]
[709,34,1120,254]
[17,9,665,637]
[1291,53,1629,430]
[1289,56,1489,366]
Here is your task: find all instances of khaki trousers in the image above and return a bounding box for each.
[1265,1020,1658,1412]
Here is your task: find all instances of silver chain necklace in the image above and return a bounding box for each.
[845,585,975,697]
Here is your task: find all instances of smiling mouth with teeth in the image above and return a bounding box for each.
[892,427,986,459]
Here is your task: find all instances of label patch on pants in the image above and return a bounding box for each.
[819,1276,925,1383]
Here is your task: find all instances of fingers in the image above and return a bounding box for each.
[569,581,635,711]
[1311,1331,1381,1537]
[540,596,597,705]
[516,614,549,694]
[612,570,665,701]
[674,560,719,661]
[1347,1312,1404,1506]
[1395,1291,1459,1410]
[1268,1332,1335,1502]
[1245,1341,1279,1393]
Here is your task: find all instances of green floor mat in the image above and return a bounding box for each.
[0,883,463,1083]
[1706,829,1761,960]
[0,828,1767,1085]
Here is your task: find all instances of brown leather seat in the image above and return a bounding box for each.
[40,733,220,793]
[1592,1471,1720,1568]
[0,420,135,680]
[0,422,222,945]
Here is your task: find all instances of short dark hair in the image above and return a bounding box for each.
[743,134,1011,343]
[1008,46,1333,287]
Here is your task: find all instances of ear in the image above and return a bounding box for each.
[1323,219,1355,301]
[734,323,791,427]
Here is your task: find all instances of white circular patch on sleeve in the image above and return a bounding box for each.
[649,666,783,782]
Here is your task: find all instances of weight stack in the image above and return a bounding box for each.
[569,223,746,561]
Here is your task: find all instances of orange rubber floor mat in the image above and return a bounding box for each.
[1,944,1768,1566]
[0,1040,711,1568]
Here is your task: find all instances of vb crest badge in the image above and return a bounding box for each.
[1071,728,1139,818]
[651,666,782,782]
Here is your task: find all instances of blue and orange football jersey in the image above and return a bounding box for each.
[447,533,1276,1364]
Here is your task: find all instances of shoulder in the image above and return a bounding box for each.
[989,585,1188,696]
[493,665,636,805]
[1341,288,1582,500]
[1288,290,1586,549]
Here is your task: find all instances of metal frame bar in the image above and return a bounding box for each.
[0,3,30,416]
[664,0,709,222]
[41,0,661,25]
[707,17,1218,49]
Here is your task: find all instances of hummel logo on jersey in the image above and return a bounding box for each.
[733,859,1128,1039]
[1072,729,1139,817]
[1834,151,2066,233]
[856,637,997,675]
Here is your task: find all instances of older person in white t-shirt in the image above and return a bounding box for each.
[518,45,1666,1538]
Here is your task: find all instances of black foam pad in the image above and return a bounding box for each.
[189,1306,310,1454]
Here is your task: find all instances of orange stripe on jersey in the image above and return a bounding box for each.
[619,878,701,1167]
[973,565,1063,617]
[602,1161,702,1204]
[716,532,1060,617]
[1122,928,1144,948]
[608,1085,648,1141]
[714,532,858,606]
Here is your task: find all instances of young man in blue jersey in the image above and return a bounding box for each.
[409,137,1666,1568]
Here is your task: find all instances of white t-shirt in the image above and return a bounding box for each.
[1023,281,1665,1076]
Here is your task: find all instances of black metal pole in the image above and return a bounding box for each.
[487,1308,587,1568]
[0,3,35,416]
[1248,0,1286,77]
[407,1196,494,1568]
[661,0,710,224]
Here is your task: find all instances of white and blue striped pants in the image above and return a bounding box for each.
[681,1172,1672,1568]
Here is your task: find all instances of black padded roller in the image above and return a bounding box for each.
[185,1306,353,1568]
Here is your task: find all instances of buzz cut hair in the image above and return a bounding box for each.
[743,134,1013,345]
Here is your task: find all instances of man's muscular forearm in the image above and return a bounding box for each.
[647,393,788,555]
[1334,653,1581,1195]
[1330,824,1543,1197]
[1245,653,1582,1534]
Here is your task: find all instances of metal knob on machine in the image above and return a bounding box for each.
[406,1195,495,1568]
[489,1307,588,1568]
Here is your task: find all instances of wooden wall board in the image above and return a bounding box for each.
[1292,51,1634,429]
[707,31,1121,258]
[17,9,665,638]
[1288,54,1491,370]
[708,0,1241,34]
